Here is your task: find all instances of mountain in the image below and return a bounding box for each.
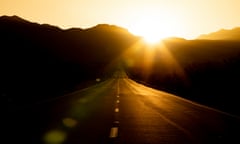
[0,15,138,104]
[197,27,240,40]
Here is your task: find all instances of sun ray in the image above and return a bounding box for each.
[121,38,189,86]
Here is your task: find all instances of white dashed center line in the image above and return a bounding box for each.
[115,108,119,113]
[109,127,118,138]
[109,78,121,139]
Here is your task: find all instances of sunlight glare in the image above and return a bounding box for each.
[129,12,177,44]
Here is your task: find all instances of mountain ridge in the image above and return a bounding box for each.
[0,15,132,34]
[197,27,240,40]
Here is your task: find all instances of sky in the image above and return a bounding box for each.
[1,0,240,39]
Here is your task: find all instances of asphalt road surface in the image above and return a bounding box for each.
[7,71,240,144]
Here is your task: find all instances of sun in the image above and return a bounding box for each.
[129,13,176,44]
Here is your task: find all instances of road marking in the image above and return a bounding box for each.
[109,79,120,139]
[109,127,118,138]
[114,121,119,124]
[117,79,120,94]
[115,108,119,112]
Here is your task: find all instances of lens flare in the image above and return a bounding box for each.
[44,130,66,144]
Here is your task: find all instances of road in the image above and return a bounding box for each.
[8,71,240,144]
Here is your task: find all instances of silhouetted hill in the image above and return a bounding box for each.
[197,27,240,40]
[0,15,138,106]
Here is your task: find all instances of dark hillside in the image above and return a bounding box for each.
[0,15,138,106]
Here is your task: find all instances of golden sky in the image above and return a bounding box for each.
[1,0,240,39]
